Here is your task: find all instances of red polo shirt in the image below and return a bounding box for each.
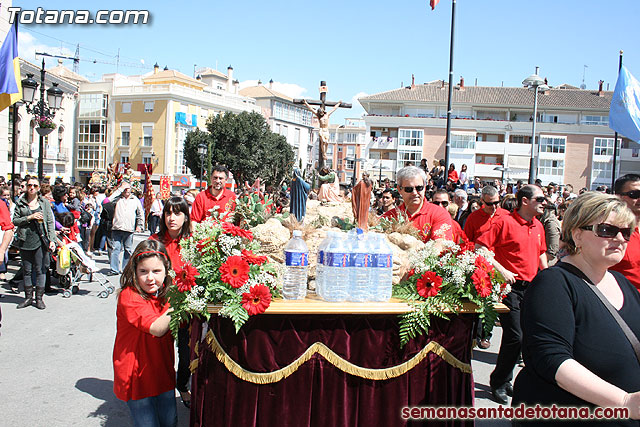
[610,228,640,290]
[464,207,509,243]
[191,187,236,223]
[382,199,454,242]
[475,210,546,282]
[0,201,14,231]
[150,233,184,271]
[113,287,175,401]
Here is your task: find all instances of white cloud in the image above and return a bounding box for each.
[239,79,307,99]
[349,91,368,117]
[18,31,74,65]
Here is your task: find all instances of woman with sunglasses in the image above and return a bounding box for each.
[513,192,640,423]
[12,177,56,309]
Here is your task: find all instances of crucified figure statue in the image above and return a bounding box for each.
[302,99,342,163]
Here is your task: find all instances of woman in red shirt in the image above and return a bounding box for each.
[112,239,176,427]
[447,163,459,183]
[150,196,192,408]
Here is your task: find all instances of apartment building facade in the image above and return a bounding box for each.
[6,60,79,182]
[359,80,639,188]
[74,65,260,188]
[239,83,314,170]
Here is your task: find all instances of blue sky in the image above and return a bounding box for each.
[13,0,640,122]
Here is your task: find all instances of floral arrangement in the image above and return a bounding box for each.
[393,239,510,347]
[167,210,280,337]
[36,116,56,129]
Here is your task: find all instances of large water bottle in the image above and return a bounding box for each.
[323,232,349,302]
[315,231,334,299]
[371,234,393,301]
[348,228,371,302]
[283,230,309,300]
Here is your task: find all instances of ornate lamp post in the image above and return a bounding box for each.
[198,142,207,190]
[522,67,549,184]
[21,58,64,180]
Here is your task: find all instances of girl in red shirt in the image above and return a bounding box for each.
[112,239,177,427]
[150,196,192,408]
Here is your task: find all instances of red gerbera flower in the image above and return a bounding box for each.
[416,271,443,298]
[222,222,253,241]
[241,284,272,315]
[471,270,492,298]
[219,255,250,288]
[175,262,199,293]
[406,268,416,278]
[241,249,267,265]
[457,241,476,256]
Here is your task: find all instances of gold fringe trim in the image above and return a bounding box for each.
[190,359,199,374]
[205,330,471,384]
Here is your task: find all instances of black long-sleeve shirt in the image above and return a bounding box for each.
[513,263,640,426]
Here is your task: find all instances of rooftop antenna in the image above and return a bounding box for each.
[116,48,120,74]
[580,64,588,89]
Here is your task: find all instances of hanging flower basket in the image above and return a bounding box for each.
[36,127,54,137]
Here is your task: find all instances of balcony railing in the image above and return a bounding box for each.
[367,136,397,150]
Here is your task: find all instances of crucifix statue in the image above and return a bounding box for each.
[294,81,351,170]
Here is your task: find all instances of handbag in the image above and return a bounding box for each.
[36,221,52,252]
[557,262,640,366]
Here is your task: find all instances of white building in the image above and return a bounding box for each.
[239,82,314,169]
[359,79,639,188]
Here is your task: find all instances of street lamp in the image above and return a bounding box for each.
[198,142,207,190]
[522,66,549,184]
[21,58,65,180]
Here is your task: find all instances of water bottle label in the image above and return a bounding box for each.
[369,254,378,268]
[326,252,349,267]
[349,253,370,267]
[317,250,324,264]
[285,251,308,266]
[375,254,393,268]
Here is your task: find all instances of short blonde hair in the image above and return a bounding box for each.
[562,192,637,255]
[447,202,459,219]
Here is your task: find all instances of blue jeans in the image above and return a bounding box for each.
[109,230,134,273]
[126,389,177,427]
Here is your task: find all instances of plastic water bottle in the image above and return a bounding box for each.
[315,231,334,299]
[283,230,309,300]
[323,232,349,302]
[371,234,393,301]
[348,228,371,302]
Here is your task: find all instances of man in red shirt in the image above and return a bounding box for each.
[191,165,237,223]
[611,174,640,289]
[382,166,453,242]
[464,185,509,243]
[476,184,548,404]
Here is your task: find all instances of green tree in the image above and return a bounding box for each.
[185,111,294,188]
[183,127,213,182]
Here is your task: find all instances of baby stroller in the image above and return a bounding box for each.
[53,235,115,299]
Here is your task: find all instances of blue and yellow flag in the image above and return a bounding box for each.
[609,65,640,143]
[0,21,21,112]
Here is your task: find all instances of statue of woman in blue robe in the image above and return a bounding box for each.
[290,168,310,222]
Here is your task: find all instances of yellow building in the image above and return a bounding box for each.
[75,64,259,187]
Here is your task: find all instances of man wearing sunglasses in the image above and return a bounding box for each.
[611,173,640,289]
[475,184,548,405]
[381,166,453,242]
[463,185,509,243]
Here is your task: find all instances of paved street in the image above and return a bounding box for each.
[0,231,517,426]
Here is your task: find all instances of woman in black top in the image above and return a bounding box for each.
[513,192,640,425]
[12,177,56,309]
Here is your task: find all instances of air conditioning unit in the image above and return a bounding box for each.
[382,128,389,132]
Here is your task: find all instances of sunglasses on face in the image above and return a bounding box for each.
[620,190,640,200]
[531,196,546,203]
[483,200,500,206]
[432,200,449,207]
[402,185,424,193]
[27,183,39,188]
[580,223,632,241]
